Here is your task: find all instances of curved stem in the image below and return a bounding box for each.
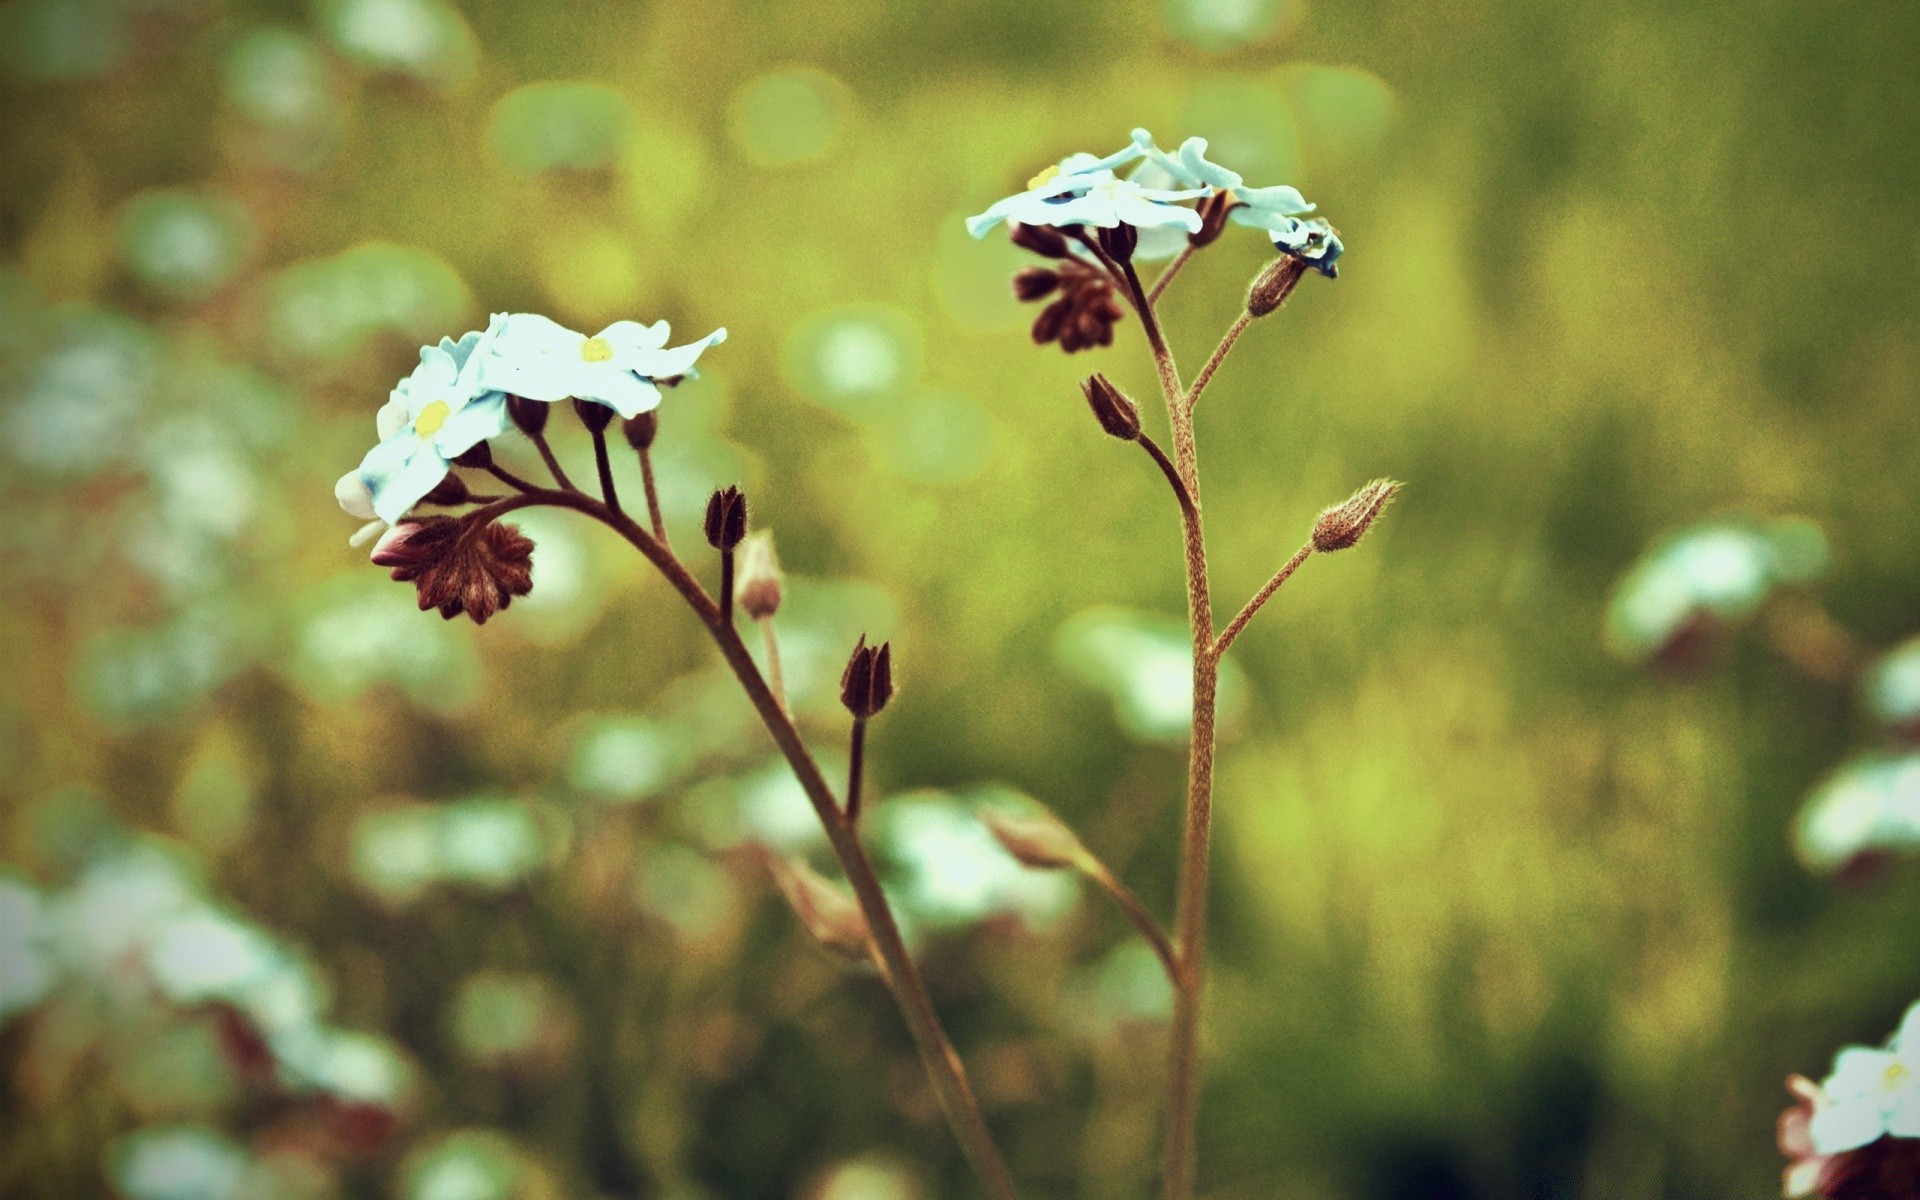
[639,448,669,547]
[758,616,788,712]
[528,428,576,492]
[1185,313,1252,415]
[1136,434,1196,526]
[1214,544,1313,657]
[591,427,623,518]
[1083,861,1178,984]
[486,462,544,494]
[1147,244,1197,306]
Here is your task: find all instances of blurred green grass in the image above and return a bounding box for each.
[2,0,1919,1197]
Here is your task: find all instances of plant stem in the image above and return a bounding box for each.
[592,427,623,518]
[529,428,576,491]
[1214,544,1313,656]
[1148,245,1197,306]
[758,616,788,711]
[718,549,735,620]
[486,462,544,494]
[1083,861,1178,983]
[1185,313,1252,415]
[639,448,669,547]
[467,487,1019,1200]
[846,718,868,824]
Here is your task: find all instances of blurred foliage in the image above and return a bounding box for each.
[2,0,1919,1198]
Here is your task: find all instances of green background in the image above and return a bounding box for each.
[2,0,1918,1196]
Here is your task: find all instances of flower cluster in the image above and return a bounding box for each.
[1782,1000,1920,1198]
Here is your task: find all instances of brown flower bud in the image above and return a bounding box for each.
[1012,267,1061,302]
[506,394,548,436]
[1247,256,1309,318]
[573,398,614,434]
[622,410,658,451]
[978,805,1089,872]
[1311,479,1402,553]
[1096,222,1138,263]
[1190,191,1236,248]
[1031,296,1073,346]
[703,485,748,551]
[422,472,470,506]
[840,635,893,720]
[373,516,536,624]
[735,530,783,619]
[451,440,492,469]
[766,855,870,961]
[1009,221,1071,258]
[1081,373,1141,441]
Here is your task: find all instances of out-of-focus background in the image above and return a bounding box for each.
[2,0,1918,1196]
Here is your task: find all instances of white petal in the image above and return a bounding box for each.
[1808,1093,1888,1153]
[574,366,661,419]
[597,320,671,354]
[373,446,452,525]
[334,471,376,520]
[623,327,726,380]
[375,394,409,441]
[491,313,585,356]
[347,520,387,548]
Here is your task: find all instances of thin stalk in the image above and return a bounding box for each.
[846,718,868,824]
[1119,258,1184,407]
[591,427,623,518]
[758,616,788,711]
[486,462,545,494]
[718,549,735,619]
[1185,313,1252,415]
[529,428,576,491]
[1136,433,1196,525]
[1148,244,1197,306]
[1214,544,1313,657]
[463,488,1018,1200]
[1083,861,1178,983]
[639,448,669,547]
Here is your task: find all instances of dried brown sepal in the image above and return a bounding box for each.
[1312,479,1402,553]
[622,410,658,451]
[766,855,870,961]
[573,398,614,434]
[978,806,1089,872]
[840,635,893,719]
[736,530,783,619]
[1247,255,1309,318]
[1096,222,1138,263]
[1009,221,1071,258]
[374,516,535,625]
[1012,267,1061,302]
[1081,373,1141,441]
[422,472,470,506]
[506,394,549,436]
[451,441,493,469]
[1190,191,1236,248]
[703,485,747,551]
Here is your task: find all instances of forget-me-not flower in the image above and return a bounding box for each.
[1808,999,1920,1154]
[338,318,511,526]
[1129,128,1317,236]
[476,315,727,420]
[966,135,1208,239]
[1270,216,1344,278]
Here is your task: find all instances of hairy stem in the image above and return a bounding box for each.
[472,487,1018,1200]
[1147,244,1197,306]
[1185,313,1252,415]
[528,428,576,491]
[1214,544,1313,657]
[1084,861,1178,983]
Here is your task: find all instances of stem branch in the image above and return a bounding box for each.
[1147,244,1196,306]
[1185,313,1252,415]
[1214,544,1313,657]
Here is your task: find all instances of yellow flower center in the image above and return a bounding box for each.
[414,400,451,437]
[1887,1061,1910,1090]
[1027,164,1061,191]
[579,337,614,362]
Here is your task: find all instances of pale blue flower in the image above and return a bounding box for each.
[1128,128,1316,235]
[966,135,1207,240]
[340,318,509,525]
[1808,1000,1920,1153]
[1270,216,1344,278]
[476,314,726,420]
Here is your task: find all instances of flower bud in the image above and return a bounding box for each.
[766,855,870,961]
[978,805,1089,872]
[422,472,470,506]
[506,394,549,436]
[1096,222,1138,263]
[573,398,614,434]
[1081,373,1141,441]
[1009,221,1071,258]
[840,635,893,720]
[1190,191,1236,248]
[703,485,748,551]
[1012,267,1061,302]
[736,530,783,619]
[452,441,492,469]
[1312,479,1401,553]
[622,410,658,452]
[1247,256,1308,318]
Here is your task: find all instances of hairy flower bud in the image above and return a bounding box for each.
[506,394,549,436]
[622,410,658,452]
[736,530,783,619]
[573,398,614,434]
[766,855,870,961]
[422,472,470,506]
[372,516,536,624]
[840,635,893,720]
[1247,256,1308,318]
[704,486,748,551]
[1012,267,1061,302]
[452,440,492,469]
[1009,221,1071,258]
[1312,479,1402,553]
[1081,373,1141,441]
[978,805,1089,872]
[1096,222,1138,263]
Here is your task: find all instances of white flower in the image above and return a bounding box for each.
[966,137,1209,240]
[475,314,726,420]
[1808,1000,1920,1152]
